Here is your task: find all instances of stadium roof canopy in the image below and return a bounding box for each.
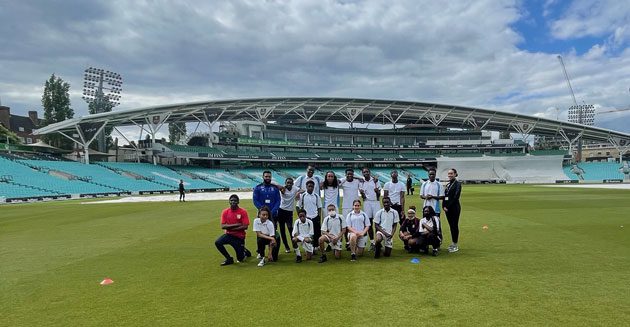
[34,97,630,148]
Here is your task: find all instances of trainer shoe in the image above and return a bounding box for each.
[448,245,459,253]
[295,255,302,263]
[318,255,328,263]
[220,258,234,266]
[285,248,291,253]
[257,258,266,267]
[244,249,252,257]
[256,253,263,260]
[432,249,439,257]
[351,253,357,261]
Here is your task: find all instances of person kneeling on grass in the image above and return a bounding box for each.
[215,194,251,266]
[419,206,442,256]
[292,209,314,263]
[399,206,421,253]
[318,204,347,263]
[373,197,400,258]
[346,199,370,261]
[254,206,280,267]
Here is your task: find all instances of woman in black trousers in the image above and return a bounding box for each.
[443,168,462,253]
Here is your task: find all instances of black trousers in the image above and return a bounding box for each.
[419,233,440,250]
[391,204,403,219]
[179,191,185,201]
[277,208,294,249]
[309,216,321,248]
[445,205,461,243]
[215,234,245,261]
[257,236,280,261]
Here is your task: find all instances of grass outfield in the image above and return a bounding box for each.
[1,185,629,326]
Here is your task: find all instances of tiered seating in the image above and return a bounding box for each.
[25,160,166,192]
[563,162,625,181]
[171,166,248,189]
[0,180,58,198]
[403,167,429,181]
[0,157,119,196]
[100,162,222,189]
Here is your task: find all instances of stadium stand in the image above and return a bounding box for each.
[99,162,223,190]
[563,162,626,181]
[436,155,567,183]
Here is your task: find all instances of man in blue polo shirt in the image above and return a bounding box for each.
[253,170,282,225]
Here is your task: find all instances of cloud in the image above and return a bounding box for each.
[1,0,629,136]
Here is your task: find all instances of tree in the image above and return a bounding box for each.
[41,74,74,148]
[168,122,187,144]
[0,124,21,145]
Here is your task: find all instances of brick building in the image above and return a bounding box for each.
[0,105,42,144]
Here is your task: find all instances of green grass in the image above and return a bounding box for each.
[1,185,629,326]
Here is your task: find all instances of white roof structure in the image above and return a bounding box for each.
[33,97,630,155]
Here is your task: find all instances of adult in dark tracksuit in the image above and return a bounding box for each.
[178,180,186,202]
[253,170,281,226]
[443,168,462,253]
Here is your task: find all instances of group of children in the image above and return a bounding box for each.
[216,166,462,267]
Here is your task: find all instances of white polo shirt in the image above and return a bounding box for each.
[292,219,314,238]
[321,214,346,235]
[279,186,300,211]
[298,192,322,219]
[346,211,370,233]
[339,178,361,209]
[420,216,441,233]
[383,181,405,205]
[374,208,400,234]
[360,178,381,201]
[323,185,340,211]
[421,180,444,213]
[295,175,322,195]
[253,218,275,237]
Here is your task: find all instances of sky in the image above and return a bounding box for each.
[1,0,629,138]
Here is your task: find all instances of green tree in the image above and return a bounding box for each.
[41,74,74,148]
[0,124,21,145]
[168,122,187,144]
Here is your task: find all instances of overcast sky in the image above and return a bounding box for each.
[1,0,629,134]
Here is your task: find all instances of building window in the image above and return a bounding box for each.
[19,126,25,132]
[26,138,32,144]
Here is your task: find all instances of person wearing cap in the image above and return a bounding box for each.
[399,206,421,253]
[215,194,250,266]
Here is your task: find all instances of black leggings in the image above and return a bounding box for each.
[277,209,294,249]
[445,205,461,243]
[257,236,280,261]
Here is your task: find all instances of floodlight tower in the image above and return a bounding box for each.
[82,67,123,153]
[557,55,594,162]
